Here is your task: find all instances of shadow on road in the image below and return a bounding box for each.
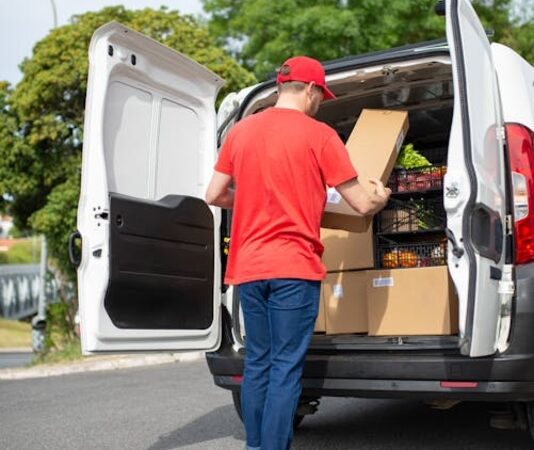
[147,404,245,449]
[146,398,532,450]
[292,399,532,449]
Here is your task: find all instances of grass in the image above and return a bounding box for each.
[0,317,32,348]
[30,338,82,366]
[0,237,42,265]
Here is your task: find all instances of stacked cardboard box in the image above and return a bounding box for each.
[323,271,368,334]
[318,109,409,335]
[315,109,459,338]
[314,292,326,332]
[323,108,409,232]
[366,266,458,336]
[316,267,459,335]
[320,227,374,272]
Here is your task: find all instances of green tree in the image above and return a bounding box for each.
[0,6,256,279]
[203,0,533,79]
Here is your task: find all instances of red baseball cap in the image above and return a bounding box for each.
[276,56,336,100]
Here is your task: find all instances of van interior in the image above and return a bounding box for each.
[233,55,460,352]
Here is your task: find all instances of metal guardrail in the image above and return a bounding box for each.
[0,264,41,320]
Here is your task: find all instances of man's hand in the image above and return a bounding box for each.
[335,177,391,216]
[368,177,391,202]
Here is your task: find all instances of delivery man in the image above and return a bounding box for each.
[206,56,391,450]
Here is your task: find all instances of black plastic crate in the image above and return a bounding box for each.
[378,198,446,233]
[377,240,447,269]
[388,165,446,193]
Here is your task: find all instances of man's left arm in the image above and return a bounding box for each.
[206,171,234,209]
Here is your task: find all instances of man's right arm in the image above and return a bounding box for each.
[335,177,391,216]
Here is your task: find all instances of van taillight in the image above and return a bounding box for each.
[506,123,534,264]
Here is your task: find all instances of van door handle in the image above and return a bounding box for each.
[445,228,465,258]
[68,230,82,268]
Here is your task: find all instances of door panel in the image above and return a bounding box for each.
[104,81,153,198]
[445,0,507,357]
[105,193,214,330]
[78,22,225,353]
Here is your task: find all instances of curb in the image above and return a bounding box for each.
[0,347,32,353]
[0,351,204,381]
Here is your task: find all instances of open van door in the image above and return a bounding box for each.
[77,22,224,354]
[445,0,508,357]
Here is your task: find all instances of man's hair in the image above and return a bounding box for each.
[277,81,323,95]
[277,81,307,95]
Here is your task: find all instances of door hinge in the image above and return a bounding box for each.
[505,214,513,235]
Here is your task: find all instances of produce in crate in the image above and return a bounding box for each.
[396,143,431,169]
[399,250,418,268]
[380,199,444,233]
[413,199,444,230]
[382,249,400,268]
[431,243,446,264]
[381,249,419,268]
[391,144,447,193]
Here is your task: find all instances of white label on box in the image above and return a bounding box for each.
[373,277,394,288]
[333,284,344,299]
[326,187,342,204]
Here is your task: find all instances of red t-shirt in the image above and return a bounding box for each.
[215,107,358,285]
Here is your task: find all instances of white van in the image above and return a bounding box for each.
[73,0,534,439]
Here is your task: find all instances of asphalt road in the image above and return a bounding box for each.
[0,351,33,369]
[1,360,533,450]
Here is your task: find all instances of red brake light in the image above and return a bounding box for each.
[231,375,243,383]
[506,123,534,265]
[440,381,478,389]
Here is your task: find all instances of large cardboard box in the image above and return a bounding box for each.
[324,109,409,232]
[323,271,368,335]
[314,289,326,333]
[321,227,374,272]
[366,266,459,336]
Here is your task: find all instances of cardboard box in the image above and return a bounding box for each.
[321,211,370,233]
[324,109,409,231]
[323,271,368,335]
[314,289,326,333]
[366,266,459,336]
[321,227,374,272]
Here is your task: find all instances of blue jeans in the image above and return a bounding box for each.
[239,279,320,450]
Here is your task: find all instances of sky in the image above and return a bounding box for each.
[0,0,204,85]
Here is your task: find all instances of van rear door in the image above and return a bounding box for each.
[77,22,224,354]
[445,0,508,357]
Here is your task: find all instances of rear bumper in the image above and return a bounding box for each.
[213,374,534,401]
[206,348,534,401]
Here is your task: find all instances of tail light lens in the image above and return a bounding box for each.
[506,123,534,264]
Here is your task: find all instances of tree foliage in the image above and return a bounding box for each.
[0,6,255,279]
[203,0,533,79]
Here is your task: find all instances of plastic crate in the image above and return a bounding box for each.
[377,240,447,269]
[388,165,447,193]
[378,198,446,233]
